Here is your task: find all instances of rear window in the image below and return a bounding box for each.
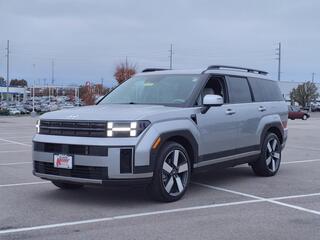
[248,78,283,102]
[227,76,252,104]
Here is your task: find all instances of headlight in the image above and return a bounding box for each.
[36,120,40,133]
[106,121,150,137]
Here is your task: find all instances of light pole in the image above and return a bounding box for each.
[32,64,36,114]
[31,64,36,117]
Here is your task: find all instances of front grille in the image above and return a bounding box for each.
[40,120,107,137]
[34,161,108,180]
[34,142,108,156]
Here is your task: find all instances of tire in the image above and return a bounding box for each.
[251,133,281,177]
[302,114,308,120]
[52,181,84,189]
[147,141,191,202]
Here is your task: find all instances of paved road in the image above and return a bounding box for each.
[0,115,319,240]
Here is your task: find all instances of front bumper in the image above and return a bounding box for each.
[32,129,160,184]
[33,172,152,186]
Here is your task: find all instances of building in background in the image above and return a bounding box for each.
[0,86,28,102]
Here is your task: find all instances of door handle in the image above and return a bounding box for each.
[258,106,266,112]
[225,109,236,115]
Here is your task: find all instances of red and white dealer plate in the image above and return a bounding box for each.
[53,154,73,169]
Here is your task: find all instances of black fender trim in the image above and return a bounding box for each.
[133,130,198,174]
[260,122,284,147]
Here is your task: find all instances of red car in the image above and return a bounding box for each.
[288,106,310,120]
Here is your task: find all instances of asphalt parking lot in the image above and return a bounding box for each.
[0,114,320,240]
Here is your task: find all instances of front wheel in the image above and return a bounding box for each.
[302,114,308,120]
[148,142,191,202]
[251,133,281,177]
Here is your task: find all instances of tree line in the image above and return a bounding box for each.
[0,77,28,87]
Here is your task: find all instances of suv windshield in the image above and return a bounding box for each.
[99,74,200,106]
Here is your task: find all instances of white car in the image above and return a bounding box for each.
[8,108,21,115]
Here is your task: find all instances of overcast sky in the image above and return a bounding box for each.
[0,0,319,87]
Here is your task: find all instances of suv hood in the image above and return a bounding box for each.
[40,104,185,121]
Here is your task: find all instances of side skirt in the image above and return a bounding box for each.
[193,151,260,173]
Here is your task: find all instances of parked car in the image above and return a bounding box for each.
[33,65,288,202]
[8,107,21,115]
[311,103,320,112]
[288,105,310,120]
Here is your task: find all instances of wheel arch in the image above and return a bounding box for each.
[260,123,284,146]
[150,130,198,170]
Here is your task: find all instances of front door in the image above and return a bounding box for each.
[196,76,239,165]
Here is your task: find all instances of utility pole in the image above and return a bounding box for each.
[5,40,10,104]
[51,59,55,85]
[125,56,128,69]
[312,72,315,82]
[169,44,173,70]
[32,64,36,114]
[275,42,281,81]
[49,59,54,105]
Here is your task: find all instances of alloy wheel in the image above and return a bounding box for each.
[265,138,281,172]
[161,149,189,196]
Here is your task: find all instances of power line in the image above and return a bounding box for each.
[275,42,281,81]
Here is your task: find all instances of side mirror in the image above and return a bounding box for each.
[201,94,223,114]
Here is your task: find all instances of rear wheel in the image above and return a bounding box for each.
[302,114,308,120]
[52,181,84,189]
[251,133,281,176]
[148,142,191,202]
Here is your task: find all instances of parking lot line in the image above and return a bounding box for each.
[0,142,20,145]
[0,161,32,166]
[271,192,320,201]
[0,199,264,235]
[1,189,320,235]
[0,138,31,147]
[2,136,33,139]
[282,158,320,164]
[287,145,320,152]
[0,150,31,153]
[0,181,49,188]
[193,182,320,216]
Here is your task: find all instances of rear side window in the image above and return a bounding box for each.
[248,78,283,102]
[227,76,252,103]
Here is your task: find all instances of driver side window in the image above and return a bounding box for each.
[195,77,226,106]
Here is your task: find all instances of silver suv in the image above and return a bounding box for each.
[33,65,288,202]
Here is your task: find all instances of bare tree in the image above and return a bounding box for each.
[79,83,95,105]
[114,61,137,85]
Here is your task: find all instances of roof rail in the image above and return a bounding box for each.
[203,65,268,75]
[142,68,169,73]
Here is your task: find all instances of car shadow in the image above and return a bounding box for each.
[36,184,152,206]
[192,165,255,185]
[35,165,255,206]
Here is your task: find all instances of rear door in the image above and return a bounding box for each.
[247,77,286,139]
[226,76,260,150]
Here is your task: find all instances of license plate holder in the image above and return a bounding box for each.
[53,154,73,169]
